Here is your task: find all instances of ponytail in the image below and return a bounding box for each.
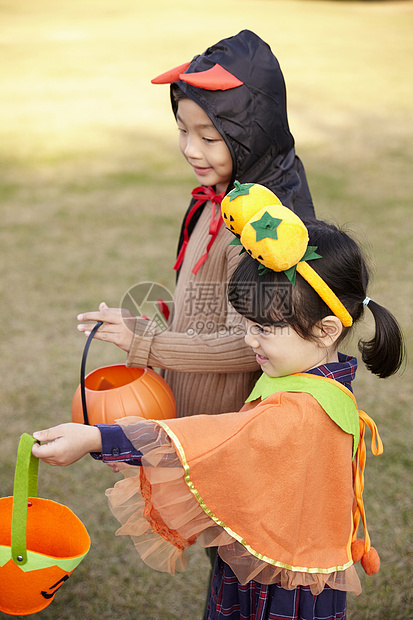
[358,299,405,379]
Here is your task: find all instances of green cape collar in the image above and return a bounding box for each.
[246,373,360,457]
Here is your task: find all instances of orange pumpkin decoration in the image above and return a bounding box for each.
[71,365,176,424]
[72,322,176,425]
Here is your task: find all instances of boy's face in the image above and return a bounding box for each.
[176,98,233,193]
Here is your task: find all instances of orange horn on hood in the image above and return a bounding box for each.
[151,61,191,84]
[152,62,243,91]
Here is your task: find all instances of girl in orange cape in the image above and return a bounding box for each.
[32,198,404,620]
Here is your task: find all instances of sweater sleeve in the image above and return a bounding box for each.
[126,318,257,372]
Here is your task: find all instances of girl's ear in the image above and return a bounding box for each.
[315,316,343,348]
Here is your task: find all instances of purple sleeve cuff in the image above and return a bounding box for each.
[90,424,143,465]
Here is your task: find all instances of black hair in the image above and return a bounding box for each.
[228,219,405,379]
[171,84,188,104]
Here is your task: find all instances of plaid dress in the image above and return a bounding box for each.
[207,556,347,620]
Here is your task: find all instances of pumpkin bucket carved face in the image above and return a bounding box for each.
[71,322,176,425]
[0,435,90,616]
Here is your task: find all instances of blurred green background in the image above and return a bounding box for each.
[0,1,412,618]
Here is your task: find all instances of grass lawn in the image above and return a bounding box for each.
[0,0,412,618]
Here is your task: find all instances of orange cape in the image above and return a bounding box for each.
[107,374,382,593]
[158,375,359,573]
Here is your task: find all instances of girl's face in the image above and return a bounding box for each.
[244,319,338,378]
[176,98,233,193]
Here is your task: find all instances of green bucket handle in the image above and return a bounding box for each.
[11,433,39,566]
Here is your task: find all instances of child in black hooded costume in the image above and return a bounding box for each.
[78,30,315,423]
[167,29,315,241]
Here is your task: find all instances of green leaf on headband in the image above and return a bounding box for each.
[258,264,271,275]
[301,246,322,262]
[284,266,297,285]
[251,211,282,242]
[229,236,243,245]
[228,180,255,201]
[282,247,321,285]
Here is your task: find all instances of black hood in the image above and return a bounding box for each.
[170,30,314,218]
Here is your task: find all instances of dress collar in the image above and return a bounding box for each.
[306,353,357,392]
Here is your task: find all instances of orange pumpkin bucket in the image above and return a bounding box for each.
[0,434,90,616]
[72,322,176,425]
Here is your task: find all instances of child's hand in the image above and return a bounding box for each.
[77,302,135,353]
[106,462,122,473]
[31,423,102,467]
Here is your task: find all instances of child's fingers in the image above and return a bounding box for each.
[77,321,118,335]
[77,304,129,326]
[32,426,63,444]
[31,431,66,464]
[77,313,134,352]
[106,462,121,473]
[77,323,125,347]
[76,301,111,323]
[31,439,59,459]
[77,310,107,324]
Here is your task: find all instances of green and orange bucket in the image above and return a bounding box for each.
[0,434,90,616]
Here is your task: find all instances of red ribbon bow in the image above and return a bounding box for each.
[174,186,225,274]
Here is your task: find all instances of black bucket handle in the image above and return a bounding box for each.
[80,321,103,426]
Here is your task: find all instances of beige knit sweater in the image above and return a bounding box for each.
[127,202,260,417]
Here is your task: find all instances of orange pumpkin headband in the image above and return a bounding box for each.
[222,182,353,327]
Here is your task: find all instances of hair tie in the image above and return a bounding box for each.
[363,297,371,307]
